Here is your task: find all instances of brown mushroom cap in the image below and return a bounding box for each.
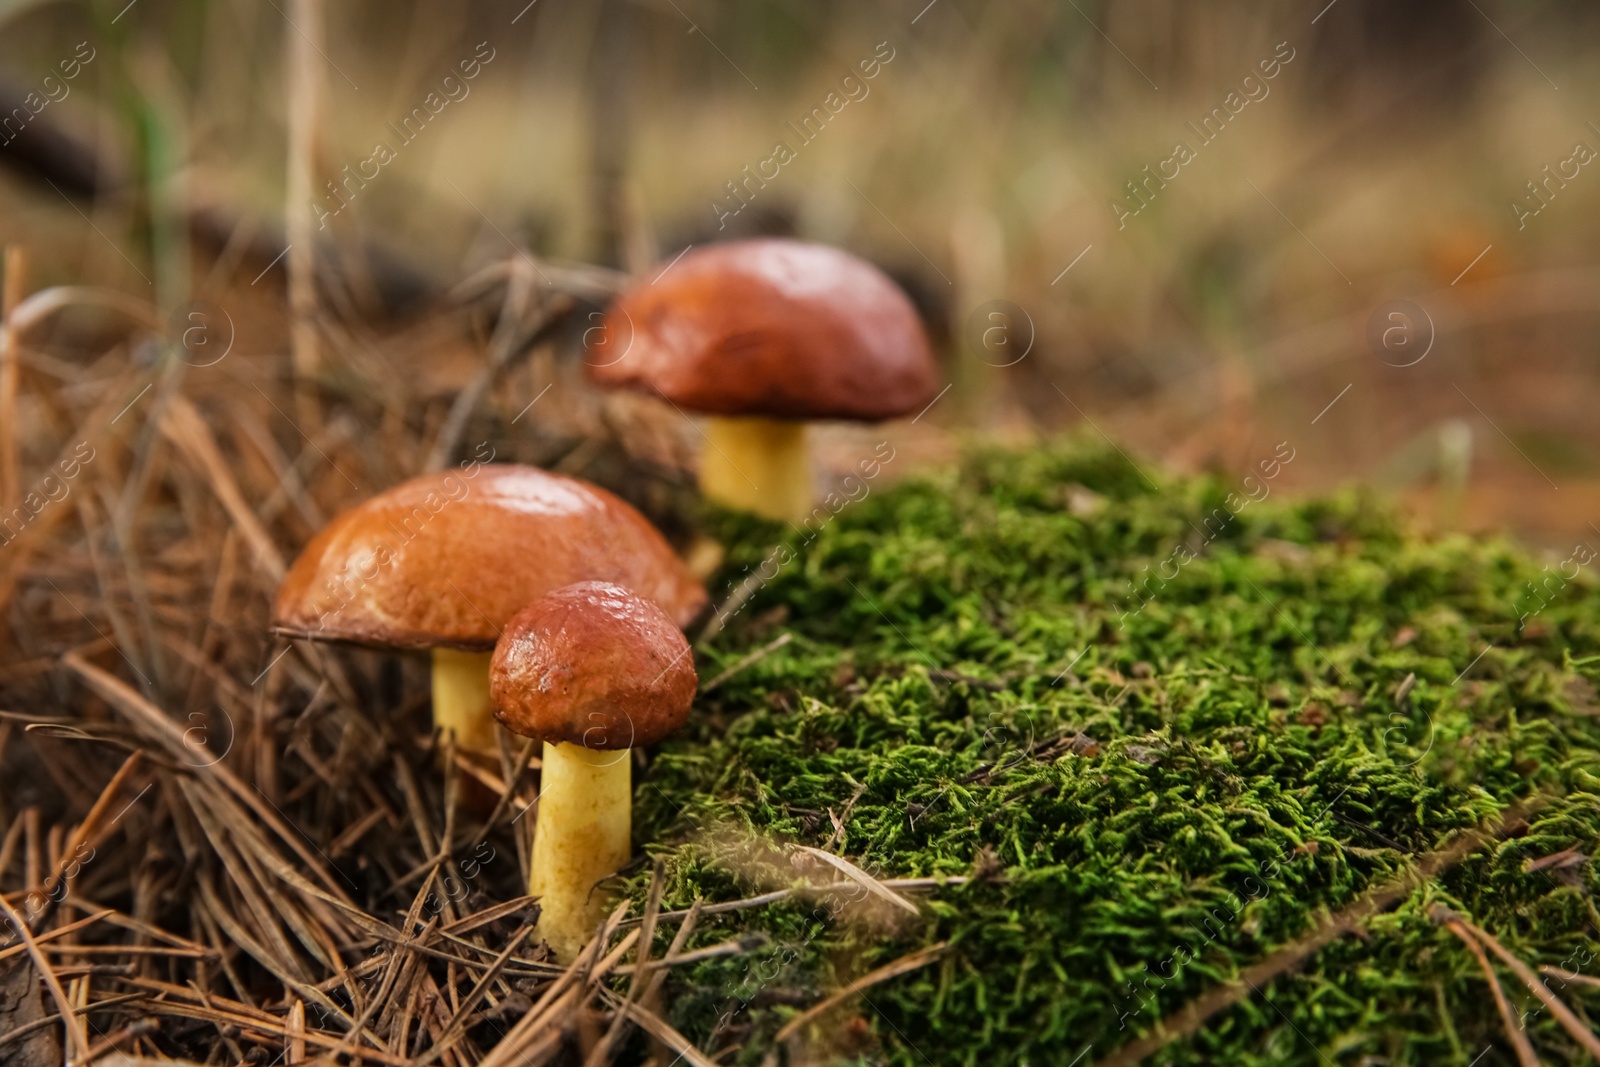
[489,581,696,749]
[272,465,707,651]
[588,238,938,421]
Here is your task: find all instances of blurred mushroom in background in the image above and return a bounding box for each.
[589,238,939,521]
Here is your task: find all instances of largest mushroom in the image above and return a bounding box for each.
[271,464,705,759]
[589,238,939,521]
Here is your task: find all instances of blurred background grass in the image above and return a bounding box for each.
[3,0,1599,546]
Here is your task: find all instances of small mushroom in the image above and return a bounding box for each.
[489,581,697,961]
[590,238,939,521]
[272,465,705,759]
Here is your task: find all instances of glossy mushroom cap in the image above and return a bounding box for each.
[589,238,939,421]
[489,581,696,749]
[272,465,707,651]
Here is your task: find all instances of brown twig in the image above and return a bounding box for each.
[584,863,665,1066]
[476,905,626,1067]
[1436,912,1541,1066]
[1539,965,1600,990]
[467,737,539,849]
[0,911,115,964]
[284,0,325,404]
[639,898,701,1063]
[30,750,145,931]
[413,925,533,1067]
[615,936,757,974]
[614,999,718,1067]
[0,891,91,1062]
[0,245,27,507]
[791,847,921,916]
[0,992,143,1051]
[1441,909,1600,1060]
[616,877,968,929]
[286,1000,306,1065]
[773,941,948,1044]
[701,632,794,693]
[160,395,287,581]
[1091,798,1545,1067]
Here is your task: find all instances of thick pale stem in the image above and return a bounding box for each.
[529,741,632,961]
[430,648,497,755]
[700,416,812,522]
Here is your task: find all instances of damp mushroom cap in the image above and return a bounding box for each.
[489,580,697,750]
[589,237,939,422]
[271,466,707,652]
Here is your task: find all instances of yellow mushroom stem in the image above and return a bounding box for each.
[700,415,813,522]
[529,740,632,961]
[430,647,497,755]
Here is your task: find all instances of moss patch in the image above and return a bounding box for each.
[626,441,1600,1065]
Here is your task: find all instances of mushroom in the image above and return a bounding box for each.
[489,580,697,961]
[271,465,705,760]
[589,238,939,521]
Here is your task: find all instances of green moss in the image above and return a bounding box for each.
[624,440,1600,1065]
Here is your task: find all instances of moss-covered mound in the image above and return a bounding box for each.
[628,441,1600,1065]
